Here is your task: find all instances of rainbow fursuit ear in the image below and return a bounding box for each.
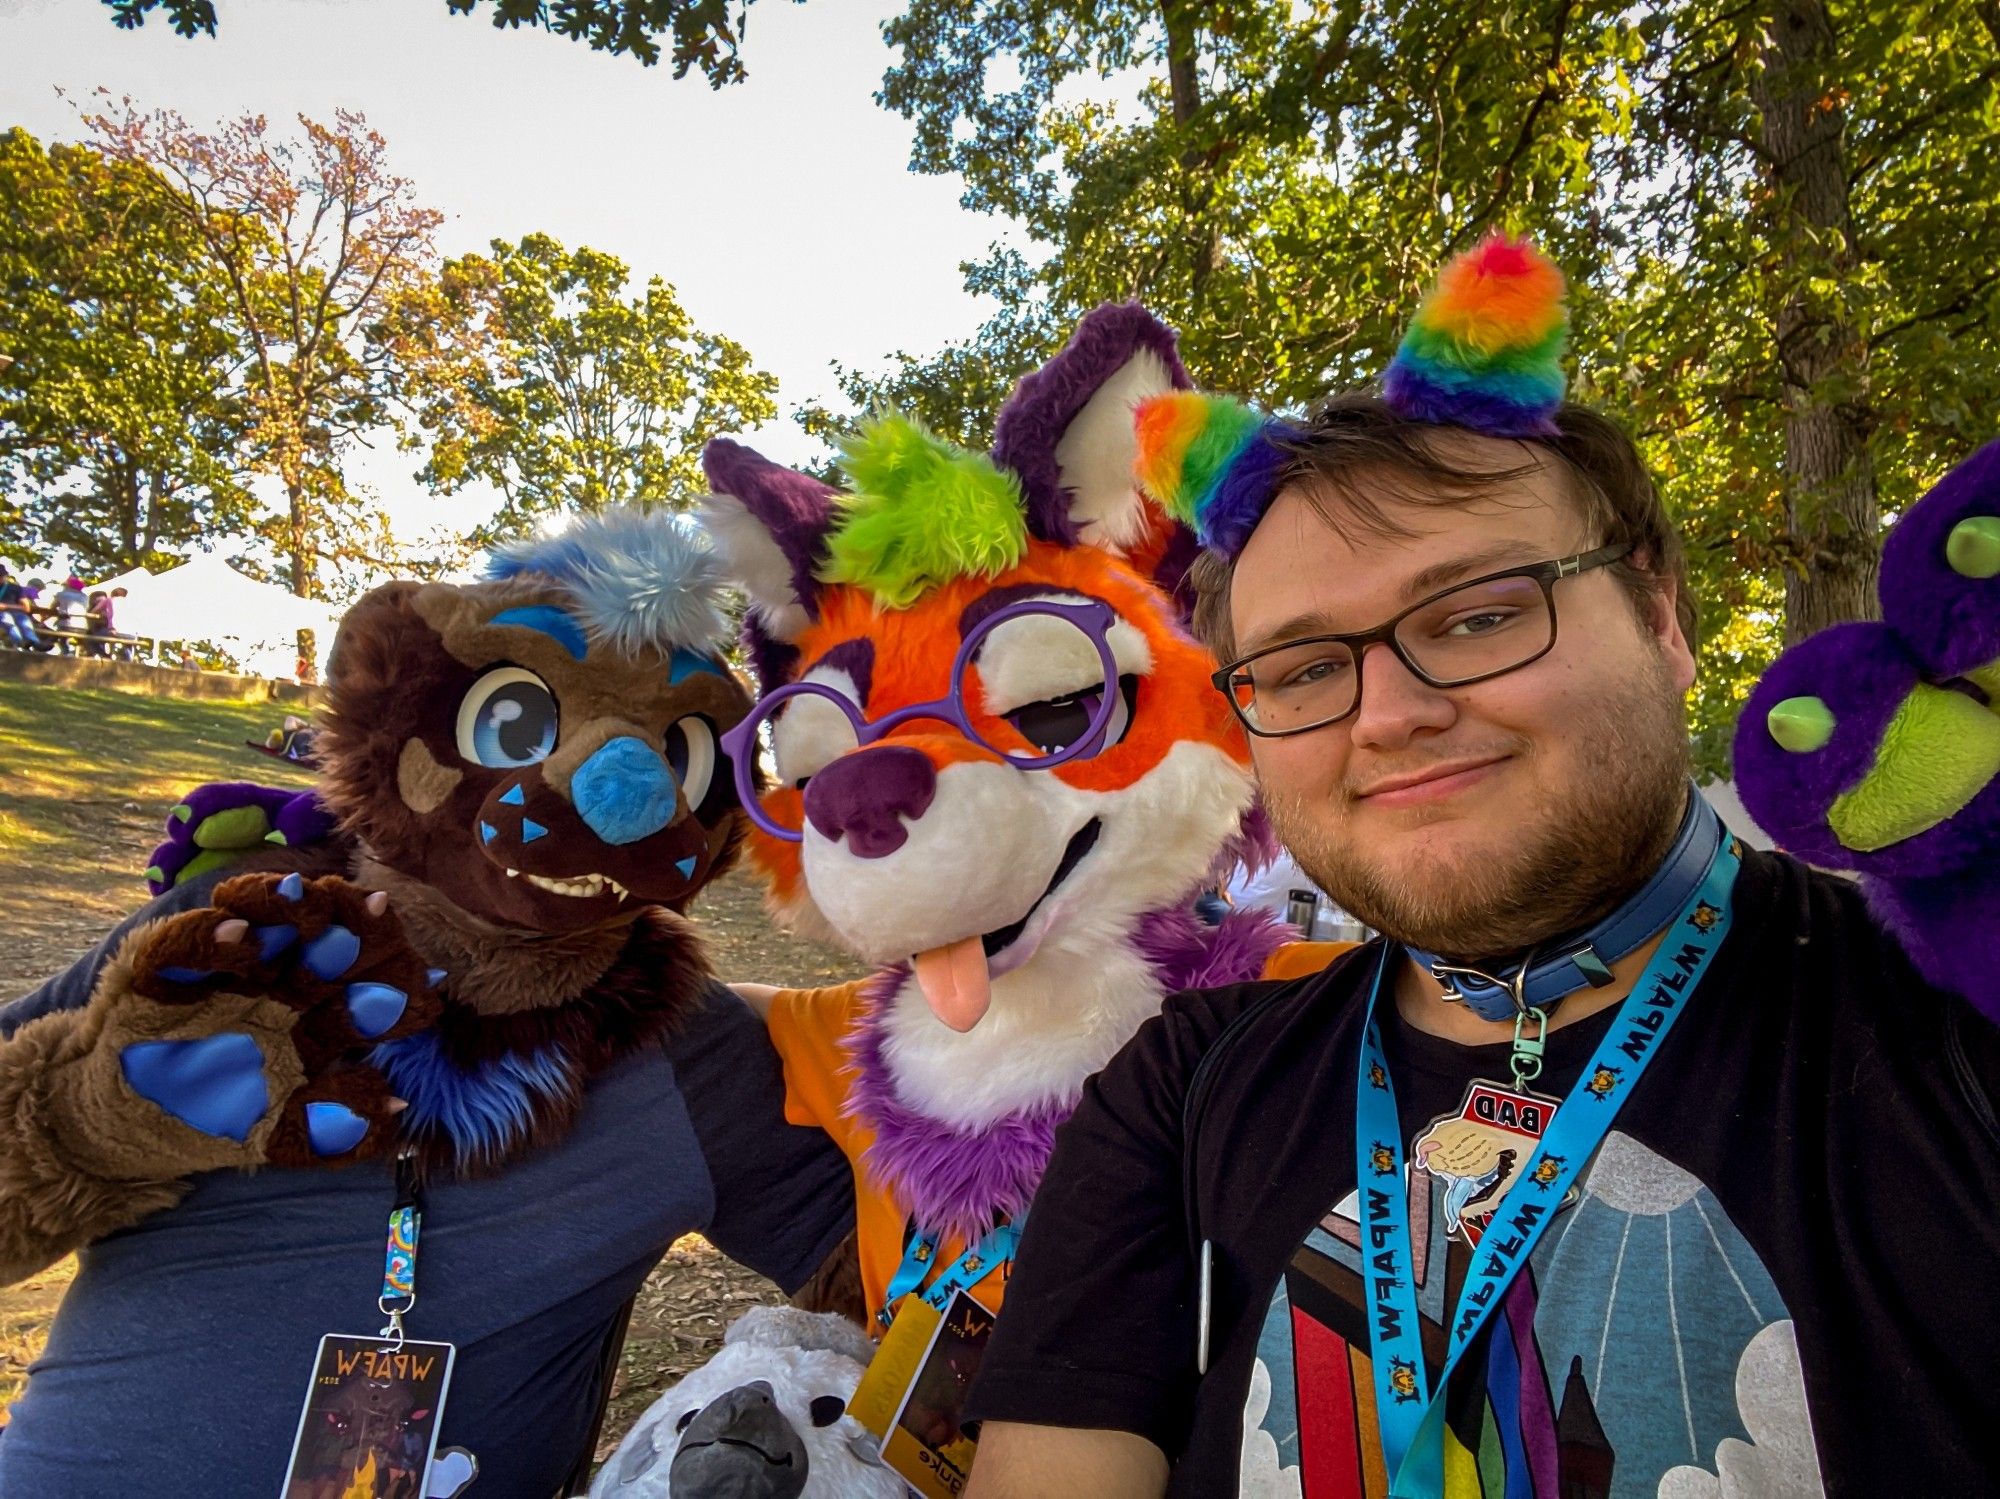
[1131,391,1296,561]
[1383,233,1568,438]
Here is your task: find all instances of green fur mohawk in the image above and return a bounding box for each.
[821,412,1029,608]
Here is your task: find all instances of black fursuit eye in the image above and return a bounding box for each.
[665,716,716,807]
[809,1394,846,1427]
[676,1408,698,1432]
[1003,675,1138,757]
[455,667,558,769]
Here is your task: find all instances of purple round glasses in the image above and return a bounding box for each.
[718,599,1123,843]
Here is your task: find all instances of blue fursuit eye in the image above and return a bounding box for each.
[456,667,558,768]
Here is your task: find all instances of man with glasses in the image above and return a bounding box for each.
[961,240,2000,1497]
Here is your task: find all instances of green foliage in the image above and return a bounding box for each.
[100,0,785,82]
[413,234,776,542]
[847,0,2000,775]
[0,128,257,577]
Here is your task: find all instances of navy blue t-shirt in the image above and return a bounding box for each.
[0,877,852,1496]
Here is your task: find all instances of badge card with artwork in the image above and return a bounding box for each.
[281,1333,456,1498]
[850,1289,996,1499]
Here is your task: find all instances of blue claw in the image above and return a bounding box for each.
[276,872,306,902]
[254,923,299,961]
[301,925,361,981]
[426,968,448,989]
[155,965,213,985]
[304,1100,371,1157]
[121,1034,268,1141]
[345,982,409,1039]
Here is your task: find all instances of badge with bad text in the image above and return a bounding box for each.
[1411,1080,1566,1246]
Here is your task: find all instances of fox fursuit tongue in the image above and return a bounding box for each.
[907,818,1104,1032]
[911,936,992,1032]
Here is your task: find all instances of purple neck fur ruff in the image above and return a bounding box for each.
[843,901,1289,1241]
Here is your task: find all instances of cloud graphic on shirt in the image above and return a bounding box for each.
[1239,1356,1302,1499]
[1656,1320,1825,1499]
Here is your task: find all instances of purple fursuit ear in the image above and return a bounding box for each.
[701,437,840,630]
[992,302,1192,546]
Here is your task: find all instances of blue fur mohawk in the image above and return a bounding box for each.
[483,505,733,659]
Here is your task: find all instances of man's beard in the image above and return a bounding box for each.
[1267,660,1692,964]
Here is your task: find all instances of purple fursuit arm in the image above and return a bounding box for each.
[1734,439,2000,1026]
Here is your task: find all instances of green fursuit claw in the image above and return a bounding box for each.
[1828,683,2000,851]
[1767,695,1837,753]
[1946,515,2000,579]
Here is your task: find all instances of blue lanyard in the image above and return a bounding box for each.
[1355,836,1739,1494]
[878,1217,1021,1329]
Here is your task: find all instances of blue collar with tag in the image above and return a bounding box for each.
[1406,785,1723,1021]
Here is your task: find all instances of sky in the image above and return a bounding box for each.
[0,0,1012,557]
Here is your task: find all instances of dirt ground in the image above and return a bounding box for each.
[0,680,862,1470]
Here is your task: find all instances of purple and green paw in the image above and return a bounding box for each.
[145,783,336,897]
[1735,440,2000,879]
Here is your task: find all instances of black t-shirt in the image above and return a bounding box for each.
[965,850,2000,1496]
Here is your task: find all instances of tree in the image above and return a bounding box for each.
[0,129,257,577]
[842,0,2000,771]
[412,233,777,541]
[84,99,474,616]
[99,0,790,82]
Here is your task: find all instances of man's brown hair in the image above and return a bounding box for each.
[1188,395,1696,663]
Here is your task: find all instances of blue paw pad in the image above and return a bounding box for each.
[345,982,408,1039]
[301,925,361,981]
[255,923,298,961]
[154,965,213,985]
[675,856,698,878]
[426,968,448,989]
[304,1100,370,1157]
[121,1034,268,1141]
[276,872,306,902]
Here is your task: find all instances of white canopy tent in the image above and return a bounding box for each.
[103,554,344,678]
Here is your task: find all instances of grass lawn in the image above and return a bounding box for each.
[0,676,859,1465]
[0,681,313,978]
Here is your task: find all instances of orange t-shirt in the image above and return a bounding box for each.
[765,981,1013,1327]
[763,939,1355,1330]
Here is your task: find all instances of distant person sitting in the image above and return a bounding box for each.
[0,568,42,651]
[85,588,131,659]
[50,577,89,653]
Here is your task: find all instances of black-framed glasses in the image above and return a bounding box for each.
[1212,542,1635,738]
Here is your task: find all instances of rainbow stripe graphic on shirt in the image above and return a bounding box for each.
[1244,1131,1819,1498]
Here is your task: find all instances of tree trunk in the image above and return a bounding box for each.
[286,472,317,670]
[115,460,141,568]
[1754,0,1879,645]
[1161,3,1223,308]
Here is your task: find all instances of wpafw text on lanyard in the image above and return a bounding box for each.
[1354,832,1741,1497]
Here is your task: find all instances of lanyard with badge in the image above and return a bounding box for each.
[1354,821,1740,1497]
[278,1145,475,1496]
[849,1215,1021,1499]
